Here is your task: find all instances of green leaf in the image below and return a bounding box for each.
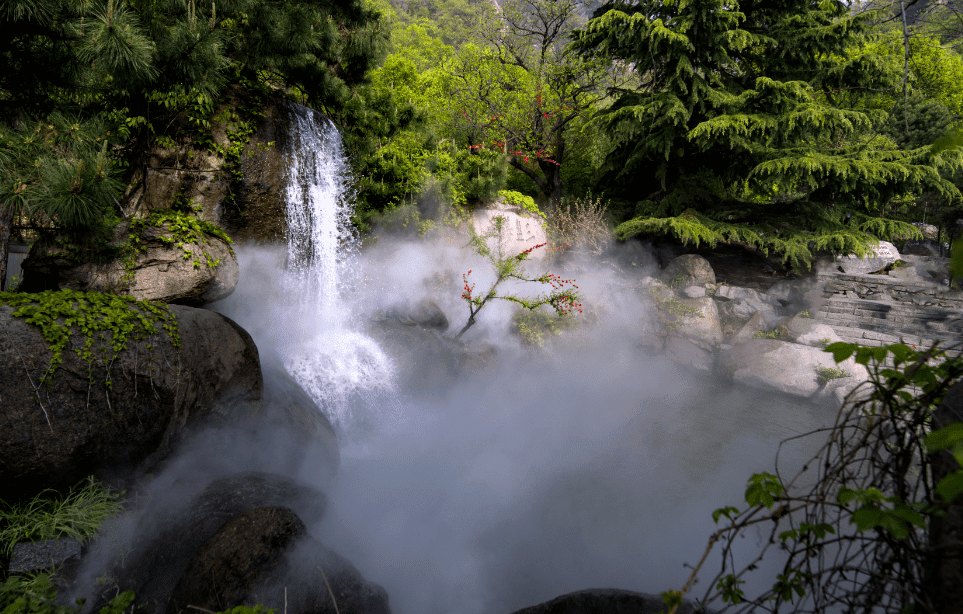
[925,423,963,453]
[825,342,856,363]
[936,471,963,503]
[712,506,739,523]
[837,487,858,505]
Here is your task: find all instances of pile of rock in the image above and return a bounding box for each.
[637,254,867,407]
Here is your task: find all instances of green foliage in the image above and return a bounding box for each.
[0,574,134,614]
[512,307,577,349]
[0,290,180,388]
[498,190,544,219]
[455,215,582,339]
[0,476,123,557]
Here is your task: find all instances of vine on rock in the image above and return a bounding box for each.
[0,290,181,389]
[455,215,582,339]
[125,209,234,278]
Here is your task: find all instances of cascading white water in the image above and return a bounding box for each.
[280,103,397,440]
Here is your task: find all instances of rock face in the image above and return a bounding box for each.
[20,221,238,306]
[510,588,709,614]
[0,304,262,501]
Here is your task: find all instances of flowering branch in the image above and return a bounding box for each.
[454,215,582,340]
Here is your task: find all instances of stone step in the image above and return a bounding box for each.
[818,315,962,339]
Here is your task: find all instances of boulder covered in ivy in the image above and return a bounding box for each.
[19,211,239,306]
[0,292,262,502]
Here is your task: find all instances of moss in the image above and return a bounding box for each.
[0,290,180,387]
[816,364,851,383]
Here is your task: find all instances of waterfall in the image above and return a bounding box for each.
[280,103,397,441]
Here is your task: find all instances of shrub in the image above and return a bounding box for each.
[546,195,611,257]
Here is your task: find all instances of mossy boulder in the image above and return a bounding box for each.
[0,295,262,501]
[20,214,238,306]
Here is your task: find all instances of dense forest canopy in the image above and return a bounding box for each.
[1,0,962,272]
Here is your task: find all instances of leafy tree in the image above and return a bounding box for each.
[572,0,962,269]
[444,0,617,208]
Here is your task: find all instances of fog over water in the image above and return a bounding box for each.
[210,238,836,614]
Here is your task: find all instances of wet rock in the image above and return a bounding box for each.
[77,473,328,614]
[510,588,709,614]
[9,538,82,576]
[0,304,262,502]
[167,507,307,614]
[373,299,449,332]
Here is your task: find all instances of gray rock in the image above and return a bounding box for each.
[731,311,768,344]
[373,299,449,331]
[834,240,900,275]
[719,339,868,399]
[9,538,82,576]
[784,315,842,348]
[656,295,723,345]
[0,304,262,502]
[660,254,716,288]
[682,285,706,298]
[665,334,714,372]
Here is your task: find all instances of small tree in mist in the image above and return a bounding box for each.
[659,341,963,614]
[454,215,582,339]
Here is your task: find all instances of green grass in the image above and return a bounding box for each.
[0,476,124,557]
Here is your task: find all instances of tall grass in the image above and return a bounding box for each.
[0,476,124,556]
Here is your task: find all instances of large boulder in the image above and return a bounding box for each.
[660,254,716,288]
[20,219,238,306]
[718,339,867,400]
[510,589,709,614]
[0,301,261,501]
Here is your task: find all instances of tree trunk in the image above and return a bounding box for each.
[925,380,963,614]
[0,207,11,292]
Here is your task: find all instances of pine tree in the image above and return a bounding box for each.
[572,0,962,268]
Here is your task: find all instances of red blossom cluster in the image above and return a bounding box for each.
[516,243,547,260]
[551,291,583,315]
[461,270,475,300]
[538,272,579,291]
